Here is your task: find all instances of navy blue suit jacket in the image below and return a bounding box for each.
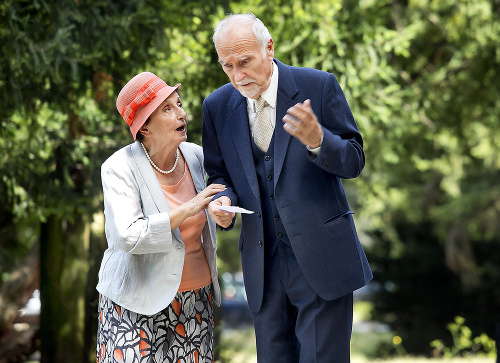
[202,59,372,313]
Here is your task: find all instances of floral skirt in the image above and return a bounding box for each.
[96,284,213,363]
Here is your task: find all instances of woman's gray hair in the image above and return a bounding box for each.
[213,13,272,59]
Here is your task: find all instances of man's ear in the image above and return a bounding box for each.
[267,38,274,58]
[267,38,274,50]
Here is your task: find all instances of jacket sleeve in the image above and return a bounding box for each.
[202,99,239,207]
[309,73,365,179]
[202,99,239,230]
[101,154,175,254]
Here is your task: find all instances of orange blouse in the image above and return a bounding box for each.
[161,162,212,292]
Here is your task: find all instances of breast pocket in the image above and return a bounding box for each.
[324,210,355,225]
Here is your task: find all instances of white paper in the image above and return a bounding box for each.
[216,205,254,214]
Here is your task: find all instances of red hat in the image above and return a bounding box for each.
[116,72,180,139]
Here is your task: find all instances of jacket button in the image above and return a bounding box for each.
[257,212,261,218]
[278,233,283,238]
[270,194,275,200]
[267,175,273,180]
[257,241,263,247]
[274,214,280,220]
[265,155,270,161]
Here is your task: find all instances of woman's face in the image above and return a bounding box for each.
[147,91,187,147]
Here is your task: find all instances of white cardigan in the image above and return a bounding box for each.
[96,141,221,315]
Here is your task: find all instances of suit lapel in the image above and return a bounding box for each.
[273,60,299,186]
[228,92,261,206]
[225,61,299,203]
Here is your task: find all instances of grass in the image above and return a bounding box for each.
[217,327,257,363]
[352,329,395,358]
[216,326,495,363]
[352,358,493,363]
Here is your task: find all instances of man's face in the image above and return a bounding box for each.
[216,27,274,99]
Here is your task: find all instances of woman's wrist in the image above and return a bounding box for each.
[168,204,190,231]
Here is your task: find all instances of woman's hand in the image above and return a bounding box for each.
[184,184,227,217]
[169,184,226,230]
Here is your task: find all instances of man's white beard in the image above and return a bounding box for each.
[236,80,260,99]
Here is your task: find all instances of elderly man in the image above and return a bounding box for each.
[202,13,372,362]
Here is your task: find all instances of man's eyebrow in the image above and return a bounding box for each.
[218,55,251,65]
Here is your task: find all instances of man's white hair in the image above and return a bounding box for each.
[213,13,272,59]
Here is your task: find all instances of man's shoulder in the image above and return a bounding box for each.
[205,83,237,103]
[288,63,333,80]
[273,60,336,96]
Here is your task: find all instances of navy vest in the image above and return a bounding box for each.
[251,134,290,256]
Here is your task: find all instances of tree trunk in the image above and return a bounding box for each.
[40,214,90,363]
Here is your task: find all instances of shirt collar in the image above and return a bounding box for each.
[247,61,279,112]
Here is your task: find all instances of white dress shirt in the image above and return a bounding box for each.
[246,61,279,132]
[246,61,321,154]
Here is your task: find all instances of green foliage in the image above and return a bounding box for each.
[0,1,203,361]
[0,0,172,224]
[1,0,499,360]
[430,316,496,358]
[152,1,233,145]
[196,2,500,355]
[129,0,500,355]
[1,0,169,117]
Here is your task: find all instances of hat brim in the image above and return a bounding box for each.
[130,83,181,140]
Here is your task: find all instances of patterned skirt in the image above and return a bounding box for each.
[96,284,214,363]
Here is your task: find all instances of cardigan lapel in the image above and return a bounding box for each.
[130,140,183,243]
[179,142,218,248]
[179,142,204,194]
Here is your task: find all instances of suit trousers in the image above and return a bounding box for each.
[251,242,353,363]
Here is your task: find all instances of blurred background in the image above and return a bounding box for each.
[0,0,499,362]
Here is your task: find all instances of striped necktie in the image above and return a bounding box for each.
[253,96,273,152]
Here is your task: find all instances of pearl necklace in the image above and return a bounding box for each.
[141,142,179,174]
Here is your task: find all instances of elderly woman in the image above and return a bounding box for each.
[96,72,224,363]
